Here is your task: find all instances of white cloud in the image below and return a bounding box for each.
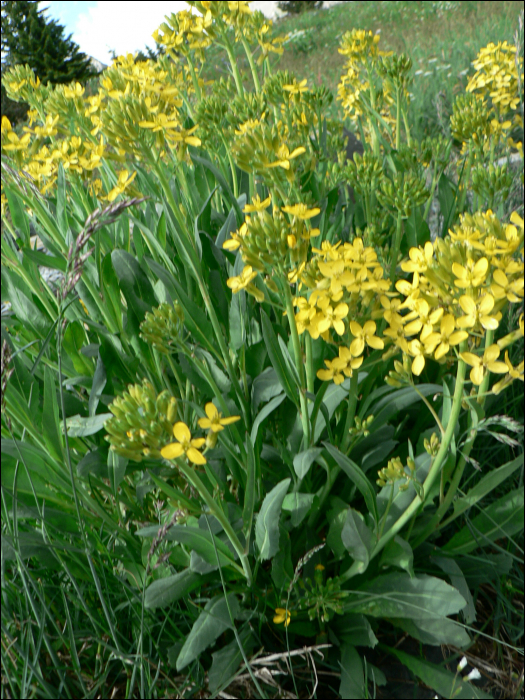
[73,1,191,65]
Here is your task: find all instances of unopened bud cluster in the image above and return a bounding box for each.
[348,414,375,438]
[139,302,184,354]
[105,379,178,462]
[377,455,416,490]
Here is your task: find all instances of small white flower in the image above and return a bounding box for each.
[415,70,423,76]
[428,57,438,64]
[424,71,433,77]
[466,668,481,681]
[457,656,468,671]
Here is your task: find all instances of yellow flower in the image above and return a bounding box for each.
[243,194,272,213]
[349,320,384,356]
[421,314,469,360]
[315,564,325,571]
[161,422,207,464]
[491,269,524,303]
[265,144,306,170]
[457,294,500,331]
[317,347,363,384]
[283,78,309,95]
[282,203,321,220]
[273,608,291,626]
[198,402,240,433]
[407,340,427,376]
[401,242,434,273]
[310,297,349,337]
[460,345,508,385]
[227,265,258,293]
[452,258,489,289]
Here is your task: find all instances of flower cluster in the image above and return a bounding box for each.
[384,210,524,387]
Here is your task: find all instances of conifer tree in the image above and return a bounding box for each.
[1,1,100,124]
[276,1,323,14]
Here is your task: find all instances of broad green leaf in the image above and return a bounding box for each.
[282,492,315,527]
[271,525,293,589]
[277,334,301,387]
[346,572,466,620]
[62,321,94,375]
[108,450,128,493]
[56,163,68,237]
[208,624,254,696]
[260,309,299,408]
[145,568,202,609]
[42,364,62,461]
[63,413,112,437]
[250,393,286,446]
[390,615,470,648]
[229,290,245,351]
[432,556,476,624]
[3,268,51,337]
[191,155,243,224]
[331,613,378,648]
[327,498,350,559]
[101,252,124,333]
[442,487,524,556]
[451,456,522,521]
[293,447,323,479]
[339,644,365,699]
[371,384,442,430]
[136,525,238,571]
[386,646,492,699]
[176,593,240,671]
[255,478,290,561]
[89,353,106,417]
[111,249,157,321]
[324,443,378,524]
[379,536,415,578]
[310,378,349,443]
[5,186,30,245]
[194,347,231,393]
[341,508,374,577]
[252,367,283,413]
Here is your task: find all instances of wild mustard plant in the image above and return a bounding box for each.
[2,3,524,696]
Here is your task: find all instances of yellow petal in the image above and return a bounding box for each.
[220,416,241,425]
[161,442,184,460]
[173,421,191,442]
[187,447,207,464]
[412,354,425,376]
[205,402,219,420]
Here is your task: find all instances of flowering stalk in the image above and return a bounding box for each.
[363,345,468,566]
[176,459,252,584]
[281,277,311,448]
[240,36,261,94]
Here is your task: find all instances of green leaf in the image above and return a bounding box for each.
[331,613,378,648]
[64,413,112,437]
[252,367,284,413]
[451,455,522,521]
[385,646,493,699]
[432,556,476,624]
[5,186,30,245]
[229,289,245,352]
[293,447,323,479]
[176,593,240,671]
[208,625,254,696]
[346,572,466,620]
[111,249,157,321]
[136,525,238,571]
[327,498,350,559]
[260,308,299,408]
[242,434,256,538]
[339,645,365,699]
[271,525,293,589]
[101,252,124,333]
[341,508,374,577]
[379,535,415,578]
[371,384,443,430]
[191,155,243,225]
[255,478,291,561]
[89,352,106,417]
[250,393,286,446]
[42,364,62,461]
[442,487,524,555]
[324,443,378,524]
[282,492,315,527]
[62,321,94,375]
[145,568,202,609]
[390,615,470,648]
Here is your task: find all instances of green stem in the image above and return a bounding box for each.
[176,461,252,584]
[185,53,202,102]
[366,346,468,563]
[241,37,261,94]
[395,87,401,151]
[411,331,494,546]
[222,37,244,98]
[282,279,310,448]
[340,370,360,454]
[220,133,239,199]
[305,333,314,395]
[389,210,404,285]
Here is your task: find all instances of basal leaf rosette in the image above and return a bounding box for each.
[385,210,524,384]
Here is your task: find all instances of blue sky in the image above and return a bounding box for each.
[36,1,281,66]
